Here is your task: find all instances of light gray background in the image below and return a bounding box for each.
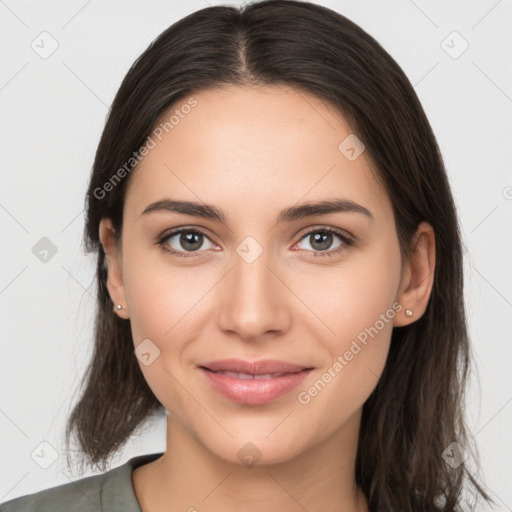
[1,0,511,509]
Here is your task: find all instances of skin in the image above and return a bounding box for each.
[99,84,435,512]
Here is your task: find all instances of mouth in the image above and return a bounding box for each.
[197,359,314,405]
[198,358,312,374]
[201,369,301,380]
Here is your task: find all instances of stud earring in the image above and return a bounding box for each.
[114,304,123,311]
[405,309,413,317]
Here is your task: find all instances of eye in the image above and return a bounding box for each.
[156,226,353,259]
[293,227,353,257]
[157,228,216,258]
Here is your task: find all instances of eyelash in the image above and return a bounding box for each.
[156,226,353,259]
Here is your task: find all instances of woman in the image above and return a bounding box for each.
[0,1,493,510]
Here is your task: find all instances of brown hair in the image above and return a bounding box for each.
[65,1,493,510]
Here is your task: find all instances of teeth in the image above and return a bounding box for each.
[216,371,285,380]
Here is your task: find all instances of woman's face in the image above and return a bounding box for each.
[101,84,410,466]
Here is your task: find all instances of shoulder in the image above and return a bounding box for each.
[0,471,106,512]
[0,452,163,512]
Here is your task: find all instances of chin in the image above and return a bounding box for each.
[199,427,310,468]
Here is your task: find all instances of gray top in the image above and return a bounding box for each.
[0,452,164,512]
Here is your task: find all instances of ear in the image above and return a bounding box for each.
[394,221,436,327]
[98,218,130,319]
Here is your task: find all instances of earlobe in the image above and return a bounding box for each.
[98,218,130,319]
[394,221,436,327]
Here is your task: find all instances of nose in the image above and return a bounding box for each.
[216,245,291,342]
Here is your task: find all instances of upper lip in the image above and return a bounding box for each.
[198,359,312,375]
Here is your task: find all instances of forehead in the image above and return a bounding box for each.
[124,84,390,224]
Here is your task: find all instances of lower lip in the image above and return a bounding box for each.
[199,368,312,405]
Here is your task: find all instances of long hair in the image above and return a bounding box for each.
[64,1,493,510]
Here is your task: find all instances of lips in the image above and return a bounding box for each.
[197,359,314,405]
[210,371,287,380]
[198,358,311,375]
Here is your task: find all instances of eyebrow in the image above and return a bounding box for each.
[139,198,373,223]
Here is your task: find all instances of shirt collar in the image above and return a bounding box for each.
[101,452,164,511]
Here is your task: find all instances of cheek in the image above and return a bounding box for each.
[292,237,402,342]
[125,277,172,345]
[122,264,196,418]
[293,296,396,443]
[121,251,212,405]
[122,243,206,342]
[292,242,400,414]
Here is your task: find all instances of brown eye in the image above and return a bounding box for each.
[295,227,353,257]
[158,229,215,258]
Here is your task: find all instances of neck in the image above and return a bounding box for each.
[132,410,368,512]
